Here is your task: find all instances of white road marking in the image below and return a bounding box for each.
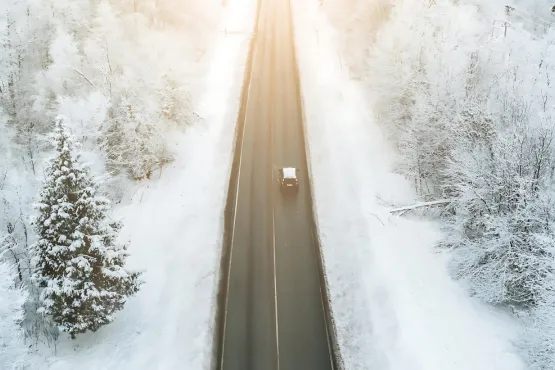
[283,0,336,365]
[272,205,281,370]
[219,36,254,370]
[221,0,275,368]
[268,0,281,366]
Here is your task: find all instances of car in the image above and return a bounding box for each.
[278,167,299,193]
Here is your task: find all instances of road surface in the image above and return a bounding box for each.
[216,0,335,369]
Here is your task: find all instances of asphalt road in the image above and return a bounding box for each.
[217,0,335,369]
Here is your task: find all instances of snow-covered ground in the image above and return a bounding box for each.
[30,0,255,368]
[292,0,526,369]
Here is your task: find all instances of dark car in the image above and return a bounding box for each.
[278,167,299,193]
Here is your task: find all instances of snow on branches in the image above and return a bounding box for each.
[0,253,28,370]
[355,0,555,366]
[31,117,142,338]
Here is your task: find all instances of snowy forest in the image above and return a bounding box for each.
[0,0,220,367]
[3,0,555,367]
[324,0,555,368]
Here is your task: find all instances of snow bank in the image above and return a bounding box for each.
[291,0,525,369]
[32,0,255,368]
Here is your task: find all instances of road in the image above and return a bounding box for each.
[216,0,335,369]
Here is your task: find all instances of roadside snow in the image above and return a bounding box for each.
[292,0,526,369]
[32,0,255,369]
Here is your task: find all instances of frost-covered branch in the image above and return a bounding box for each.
[72,68,96,88]
[389,199,454,215]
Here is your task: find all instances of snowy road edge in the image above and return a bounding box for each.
[289,0,344,368]
[209,1,261,369]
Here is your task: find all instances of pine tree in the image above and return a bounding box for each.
[32,116,142,339]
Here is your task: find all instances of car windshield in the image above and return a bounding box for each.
[283,168,296,179]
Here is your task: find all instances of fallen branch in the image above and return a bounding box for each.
[390,199,454,216]
[72,68,96,88]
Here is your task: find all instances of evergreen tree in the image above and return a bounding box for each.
[32,116,141,339]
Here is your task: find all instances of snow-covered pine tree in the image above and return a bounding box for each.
[32,116,141,339]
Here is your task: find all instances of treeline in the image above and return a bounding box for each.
[325,0,555,368]
[0,0,219,367]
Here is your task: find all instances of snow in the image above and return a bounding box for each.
[282,167,296,179]
[292,0,526,369]
[0,258,28,369]
[30,0,255,367]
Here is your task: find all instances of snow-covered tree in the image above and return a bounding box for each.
[1,0,53,176]
[32,116,141,338]
[0,252,29,370]
[340,0,555,365]
[524,272,555,369]
[443,115,555,306]
[100,97,172,180]
[323,0,392,78]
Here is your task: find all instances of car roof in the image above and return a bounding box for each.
[282,167,296,179]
